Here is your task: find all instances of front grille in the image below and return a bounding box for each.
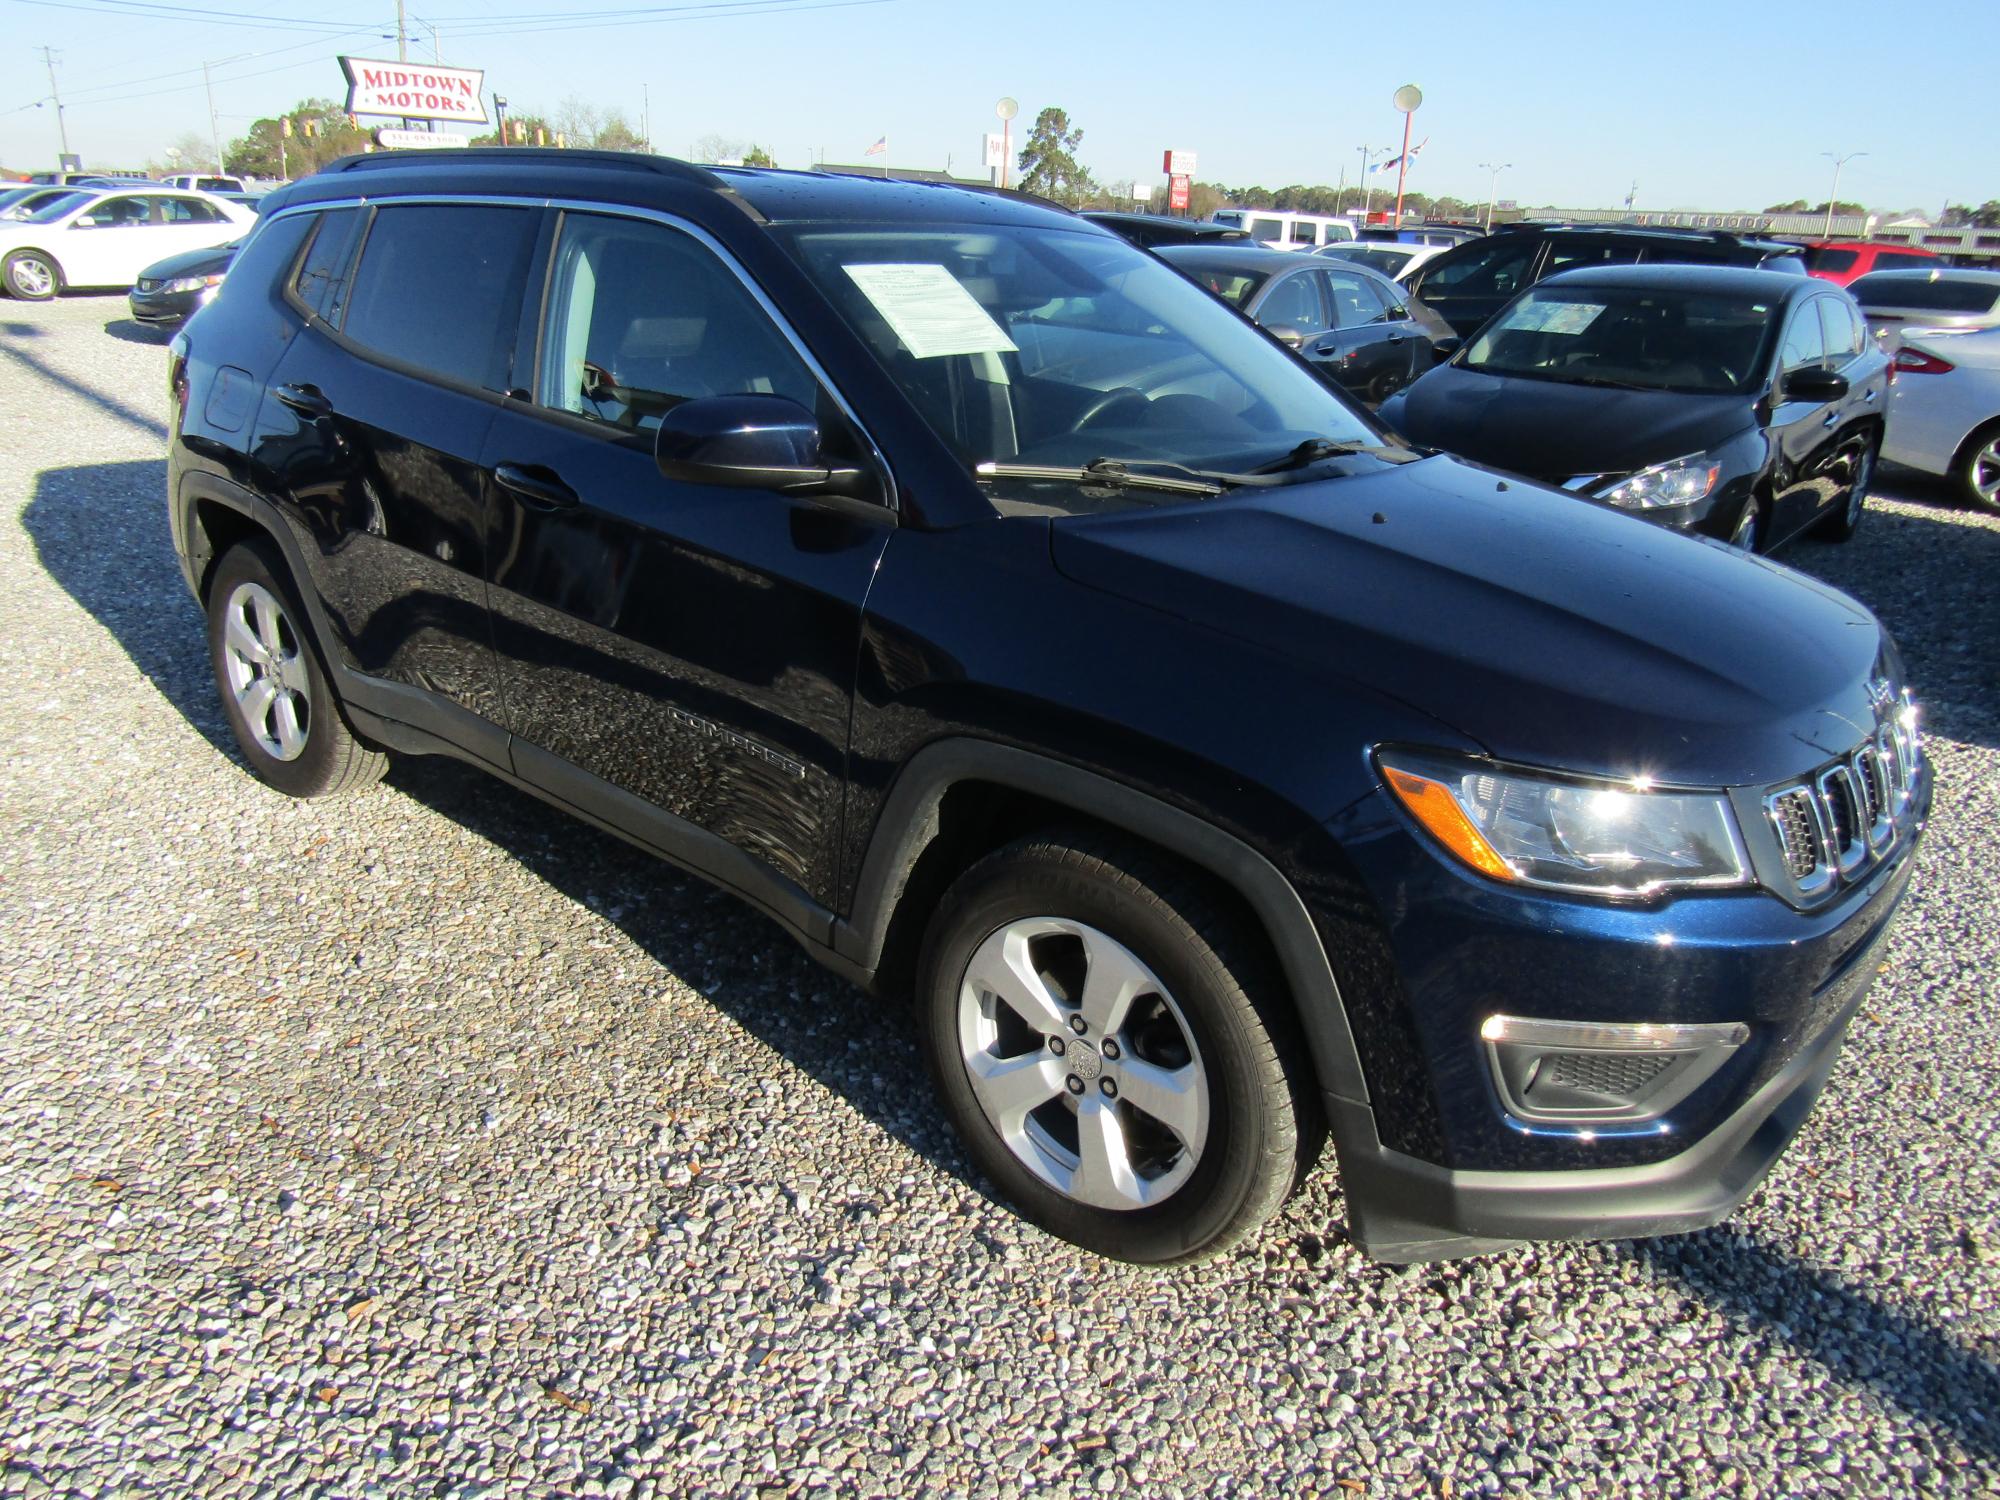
[1539,1051,1671,1098]
[1763,682,1921,899]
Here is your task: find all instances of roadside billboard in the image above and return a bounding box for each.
[339,57,488,124]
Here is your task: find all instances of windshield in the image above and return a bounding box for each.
[775,222,1374,504]
[1321,245,1414,277]
[1463,283,1778,395]
[19,191,92,224]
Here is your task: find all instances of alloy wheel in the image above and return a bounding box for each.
[1974,438,2000,508]
[9,257,53,298]
[956,918,1209,1211]
[220,580,312,761]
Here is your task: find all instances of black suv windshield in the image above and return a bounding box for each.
[774,222,1374,499]
[1463,283,1779,395]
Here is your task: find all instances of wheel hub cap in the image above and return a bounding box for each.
[956,917,1209,1212]
[221,580,312,762]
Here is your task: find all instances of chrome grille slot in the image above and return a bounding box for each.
[1769,788,1824,882]
[1817,766,1866,874]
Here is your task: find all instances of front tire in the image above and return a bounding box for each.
[4,251,60,301]
[205,541,387,798]
[918,833,1315,1264]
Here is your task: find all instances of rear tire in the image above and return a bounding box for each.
[1955,422,2000,514]
[3,251,59,301]
[1816,431,1878,542]
[918,832,1316,1264]
[205,541,387,798]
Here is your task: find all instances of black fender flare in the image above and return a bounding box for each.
[834,738,1371,1108]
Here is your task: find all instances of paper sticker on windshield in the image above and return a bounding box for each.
[843,263,1019,359]
[1505,300,1606,336]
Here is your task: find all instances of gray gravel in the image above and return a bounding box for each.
[1,295,1996,1499]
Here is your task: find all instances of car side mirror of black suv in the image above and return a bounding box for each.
[1781,367,1850,403]
[654,394,888,516]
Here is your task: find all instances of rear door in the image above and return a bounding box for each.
[1309,265,1420,400]
[248,201,541,754]
[477,207,893,908]
[150,193,240,263]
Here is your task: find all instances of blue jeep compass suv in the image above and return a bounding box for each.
[165,150,1928,1264]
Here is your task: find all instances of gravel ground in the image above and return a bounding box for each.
[1,295,1996,1499]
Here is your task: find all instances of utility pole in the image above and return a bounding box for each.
[202,59,223,172]
[1479,161,1511,230]
[1822,151,1866,238]
[641,83,651,153]
[396,0,408,61]
[40,46,70,162]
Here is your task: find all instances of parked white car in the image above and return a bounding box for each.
[1883,326,2000,512]
[0,186,256,301]
[1205,209,1356,251]
[160,172,248,194]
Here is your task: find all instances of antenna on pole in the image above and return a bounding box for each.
[40,47,70,161]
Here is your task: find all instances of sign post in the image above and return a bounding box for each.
[1391,84,1422,229]
[994,97,1017,190]
[1162,150,1196,216]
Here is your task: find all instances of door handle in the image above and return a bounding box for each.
[1310,339,1339,356]
[494,462,580,512]
[1864,387,1880,403]
[1822,412,1841,429]
[273,382,332,419]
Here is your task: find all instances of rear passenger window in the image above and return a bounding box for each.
[535,212,817,433]
[340,204,539,391]
[292,208,363,324]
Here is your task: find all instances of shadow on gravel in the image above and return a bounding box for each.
[0,338,167,441]
[21,459,234,756]
[2,319,45,338]
[1632,1230,2000,1465]
[23,461,979,1198]
[1780,481,2000,754]
[102,317,172,346]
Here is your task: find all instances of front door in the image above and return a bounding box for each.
[479,209,892,907]
[1769,295,1856,541]
[60,193,160,286]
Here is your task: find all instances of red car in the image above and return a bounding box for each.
[1800,239,1937,287]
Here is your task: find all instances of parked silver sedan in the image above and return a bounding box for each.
[1883,326,2000,511]
[1851,268,2000,350]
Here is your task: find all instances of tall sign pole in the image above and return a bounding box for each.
[1391,84,1422,230]
[995,97,1017,191]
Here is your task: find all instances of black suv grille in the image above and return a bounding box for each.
[1764,684,1921,898]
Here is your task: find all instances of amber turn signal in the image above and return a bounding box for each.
[1382,766,1516,881]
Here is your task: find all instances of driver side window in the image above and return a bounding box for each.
[1257,271,1324,332]
[537,213,818,434]
[1780,301,1828,372]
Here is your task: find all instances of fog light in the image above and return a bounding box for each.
[1480,1015,1749,1125]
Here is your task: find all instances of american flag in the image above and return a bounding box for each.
[865,135,886,157]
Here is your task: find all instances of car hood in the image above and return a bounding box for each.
[1051,454,1889,788]
[1382,365,1758,481]
[136,242,239,281]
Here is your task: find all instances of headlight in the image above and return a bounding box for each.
[164,273,227,294]
[1597,453,1721,510]
[1378,750,1752,897]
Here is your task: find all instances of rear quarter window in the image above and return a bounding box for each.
[1851,275,2000,313]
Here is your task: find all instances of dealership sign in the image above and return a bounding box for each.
[339,57,488,124]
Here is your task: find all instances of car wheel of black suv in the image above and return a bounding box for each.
[3,251,60,301]
[919,833,1316,1264]
[205,541,387,798]
[1816,432,1879,543]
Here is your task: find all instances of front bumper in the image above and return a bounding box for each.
[128,285,213,324]
[1334,905,1891,1261]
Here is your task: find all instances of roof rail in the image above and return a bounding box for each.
[321,147,725,190]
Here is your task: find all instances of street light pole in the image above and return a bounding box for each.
[1822,151,1867,238]
[1358,145,1388,218]
[202,59,223,173]
[1479,161,1511,230]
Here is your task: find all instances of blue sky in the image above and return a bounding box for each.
[2,0,1993,214]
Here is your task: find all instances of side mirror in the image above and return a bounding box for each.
[1267,324,1310,349]
[1782,367,1849,402]
[654,394,884,511]
[1432,336,1463,360]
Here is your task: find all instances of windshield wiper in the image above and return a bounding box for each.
[975,459,1228,496]
[1556,374,1651,391]
[1247,437,1417,474]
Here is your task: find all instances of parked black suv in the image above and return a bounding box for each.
[1406,224,1808,338]
[167,151,1928,1265]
